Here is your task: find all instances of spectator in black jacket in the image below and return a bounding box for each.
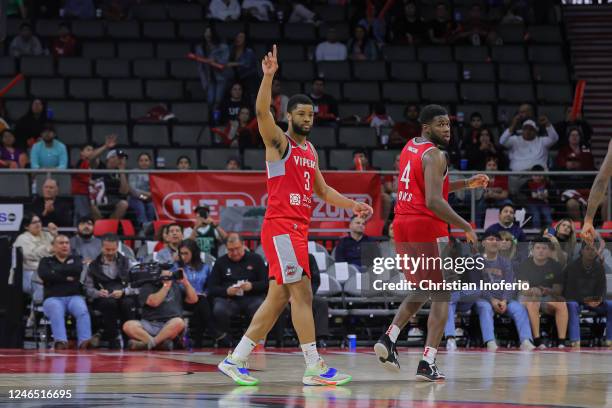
[334,215,380,270]
[208,233,268,343]
[84,234,136,349]
[31,178,72,227]
[38,234,94,350]
[309,78,339,125]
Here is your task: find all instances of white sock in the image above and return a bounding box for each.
[386,324,401,343]
[232,336,257,362]
[301,342,320,367]
[423,346,437,364]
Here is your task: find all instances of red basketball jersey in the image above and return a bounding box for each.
[394,138,449,220]
[264,134,317,224]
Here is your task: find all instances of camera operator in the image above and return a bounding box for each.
[122,265,198,350]
[184,205,227,258]
[84,234,136,349]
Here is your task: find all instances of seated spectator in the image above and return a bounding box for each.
[390,1,427,45]
[123,265,198,350]
[499,230,523,271]
[553,218,578,263]
[10,22,43,57]
[466,128,497,171]
[14,213,56,304]
[212,106,258,148]
[334,215,380,269]
[351,149,375,171]
[462,112,485,150]
[157,223,183,264]
[208,233,268,345]
[38,234,94,349]
[565,243,612,348]
[226,157,241,170]
[208,0,241,21]
[427,2,459,44]
[0,128,28,168]
[382,154,400,210]
[500,118,558,172]
[31,178,72,227]
[501,5,524,24]
[51,22,79,58]
[226,32,258,101]
[92,149,129,220]
[71,135,117,221]
[218,82,247,125]
[520,165,553,229]
[70,216,101,264]
[389,105,420,147]
[379,221,396,258]
[485,204,526,242]
[309,78,339,125]
[455,3,490,46]
[176,155,192,170]
[347,24,378,61]
[518,238,568,348]
[30,125,68,170]
[242,0,274,21]
[14,99,48,149]
[315,28,348,61]
[367,103,394,140]
[85,234,136,349]
[555,108,593,148]
[195,26,229,108]
[174,240,220,348]
[555,128,595,171]
[128,153,156,229]
[504,103,535,136]
[476,157,512,228]
[184,205,227,258]
[445,232,534,351]
[62,0,95,19]
[286,1,317,23]
[272,79,289,124]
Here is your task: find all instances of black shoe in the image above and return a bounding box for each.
[416,359,445,382]
[374,334,400,372]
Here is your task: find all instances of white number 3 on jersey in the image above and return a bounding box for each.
[304,171,311,191]
[400,161,411,189]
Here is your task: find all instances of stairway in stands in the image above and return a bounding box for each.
[564,4,612,166]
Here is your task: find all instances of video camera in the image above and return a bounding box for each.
[128,262,184,287]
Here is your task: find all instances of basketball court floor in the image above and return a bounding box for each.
[0,347,610,407]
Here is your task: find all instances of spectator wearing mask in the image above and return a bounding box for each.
[128,153,156,229]
[309,78,339,125]
[208,0,241,21]
[242,0,274,21]
[208,233,268,345]
[184,205,227,258]
[315,28,348,61]
[389,105,421,147]
[476,157,512,228]
[51,22,79,58]
[10,22,43,57]
[565,243,612,348]
[85,234,136,349]
[484,204,526,242]
[176,155,192,170]
[226,31,258,101]
[518,238,568,349]
[71,135,117,221]
[334,215,380,269]
[14,213,56,304]
[195,26,230,108]
[31,178,72,227]
[30,125,68,170]
[0,128,28,168]
[347,24,378,61]
[427,2,459,44]
[123,265,198,351]
[391,1,427,45]
[92,149,129,220]
[520,165,553,229]
[14,99,48,149]
[157,223,183,264]
[38,235,94,350]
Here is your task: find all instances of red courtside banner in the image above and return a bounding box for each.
[150,171,383,236]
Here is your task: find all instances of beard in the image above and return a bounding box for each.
[428,131,449,147]
[291,120,311,136]
[80,231,93,239]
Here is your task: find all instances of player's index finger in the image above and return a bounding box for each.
[273,44,277,58]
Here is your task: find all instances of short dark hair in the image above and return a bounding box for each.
[287,94,314,113]
[419,104,448,124]
[470,112,482,120]
[20,22,32,30]
[531,164,545,171]
[176,155,191,165]
[101,233,119,244]
[167,223,183,232]
[500,203,515,213]
[531,237,554,250]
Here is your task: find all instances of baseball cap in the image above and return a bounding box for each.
[522,119,537,129]
[106,149,128,160]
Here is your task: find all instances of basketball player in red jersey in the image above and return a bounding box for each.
[582,139,612,245]
[374,105,488,381]
[218,45,373,386]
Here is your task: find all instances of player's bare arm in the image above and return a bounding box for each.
[583,139,612,244]
[423,148,477,244]
[312,150,373,218]
[449,174,489,192]
[256,44,287,162]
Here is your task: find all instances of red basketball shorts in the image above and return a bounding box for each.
[393,215,450,284]
[261,218,311,285]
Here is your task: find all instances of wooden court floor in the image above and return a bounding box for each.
[0,347,610,407]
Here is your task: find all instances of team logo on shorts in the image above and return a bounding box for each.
[285,264,298,277]
[289,193,301,206]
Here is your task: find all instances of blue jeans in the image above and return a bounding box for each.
[476,198,513,228]
[475,299,532,344]
[23,270,43,304]
[207,77,226,107]
[73,195,91,222]
[567,300,612,342]
[128,196,156,227]
[43,296,92,345]
[444,290,481,337]
[527,203,553,229]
